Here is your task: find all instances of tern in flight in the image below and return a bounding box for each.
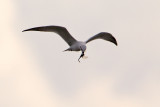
[23,25,117,62]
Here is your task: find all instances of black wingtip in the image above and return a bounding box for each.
[22,27,37,32]
[112,37,118,46]
[115,41,118,46]
[22,29,29,32]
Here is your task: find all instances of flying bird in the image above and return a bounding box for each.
[22,25,117,62]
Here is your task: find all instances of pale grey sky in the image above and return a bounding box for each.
[1,0,160,107]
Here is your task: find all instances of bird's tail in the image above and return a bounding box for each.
[63,48,72,52]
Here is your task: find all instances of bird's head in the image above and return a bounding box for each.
[80,45,86,52]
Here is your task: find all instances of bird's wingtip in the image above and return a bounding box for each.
[115,42,118,46]
[113,40,118,46]
[22,29,29,32]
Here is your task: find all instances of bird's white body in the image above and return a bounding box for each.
[23,25,117,62]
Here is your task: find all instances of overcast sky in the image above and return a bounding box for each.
[1,0,160,107]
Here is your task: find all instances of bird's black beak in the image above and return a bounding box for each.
[78,52,84,62]
[78,46,85,62]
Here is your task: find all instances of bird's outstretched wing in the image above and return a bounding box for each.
[22,25,77,46]
[85,32,117,46]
